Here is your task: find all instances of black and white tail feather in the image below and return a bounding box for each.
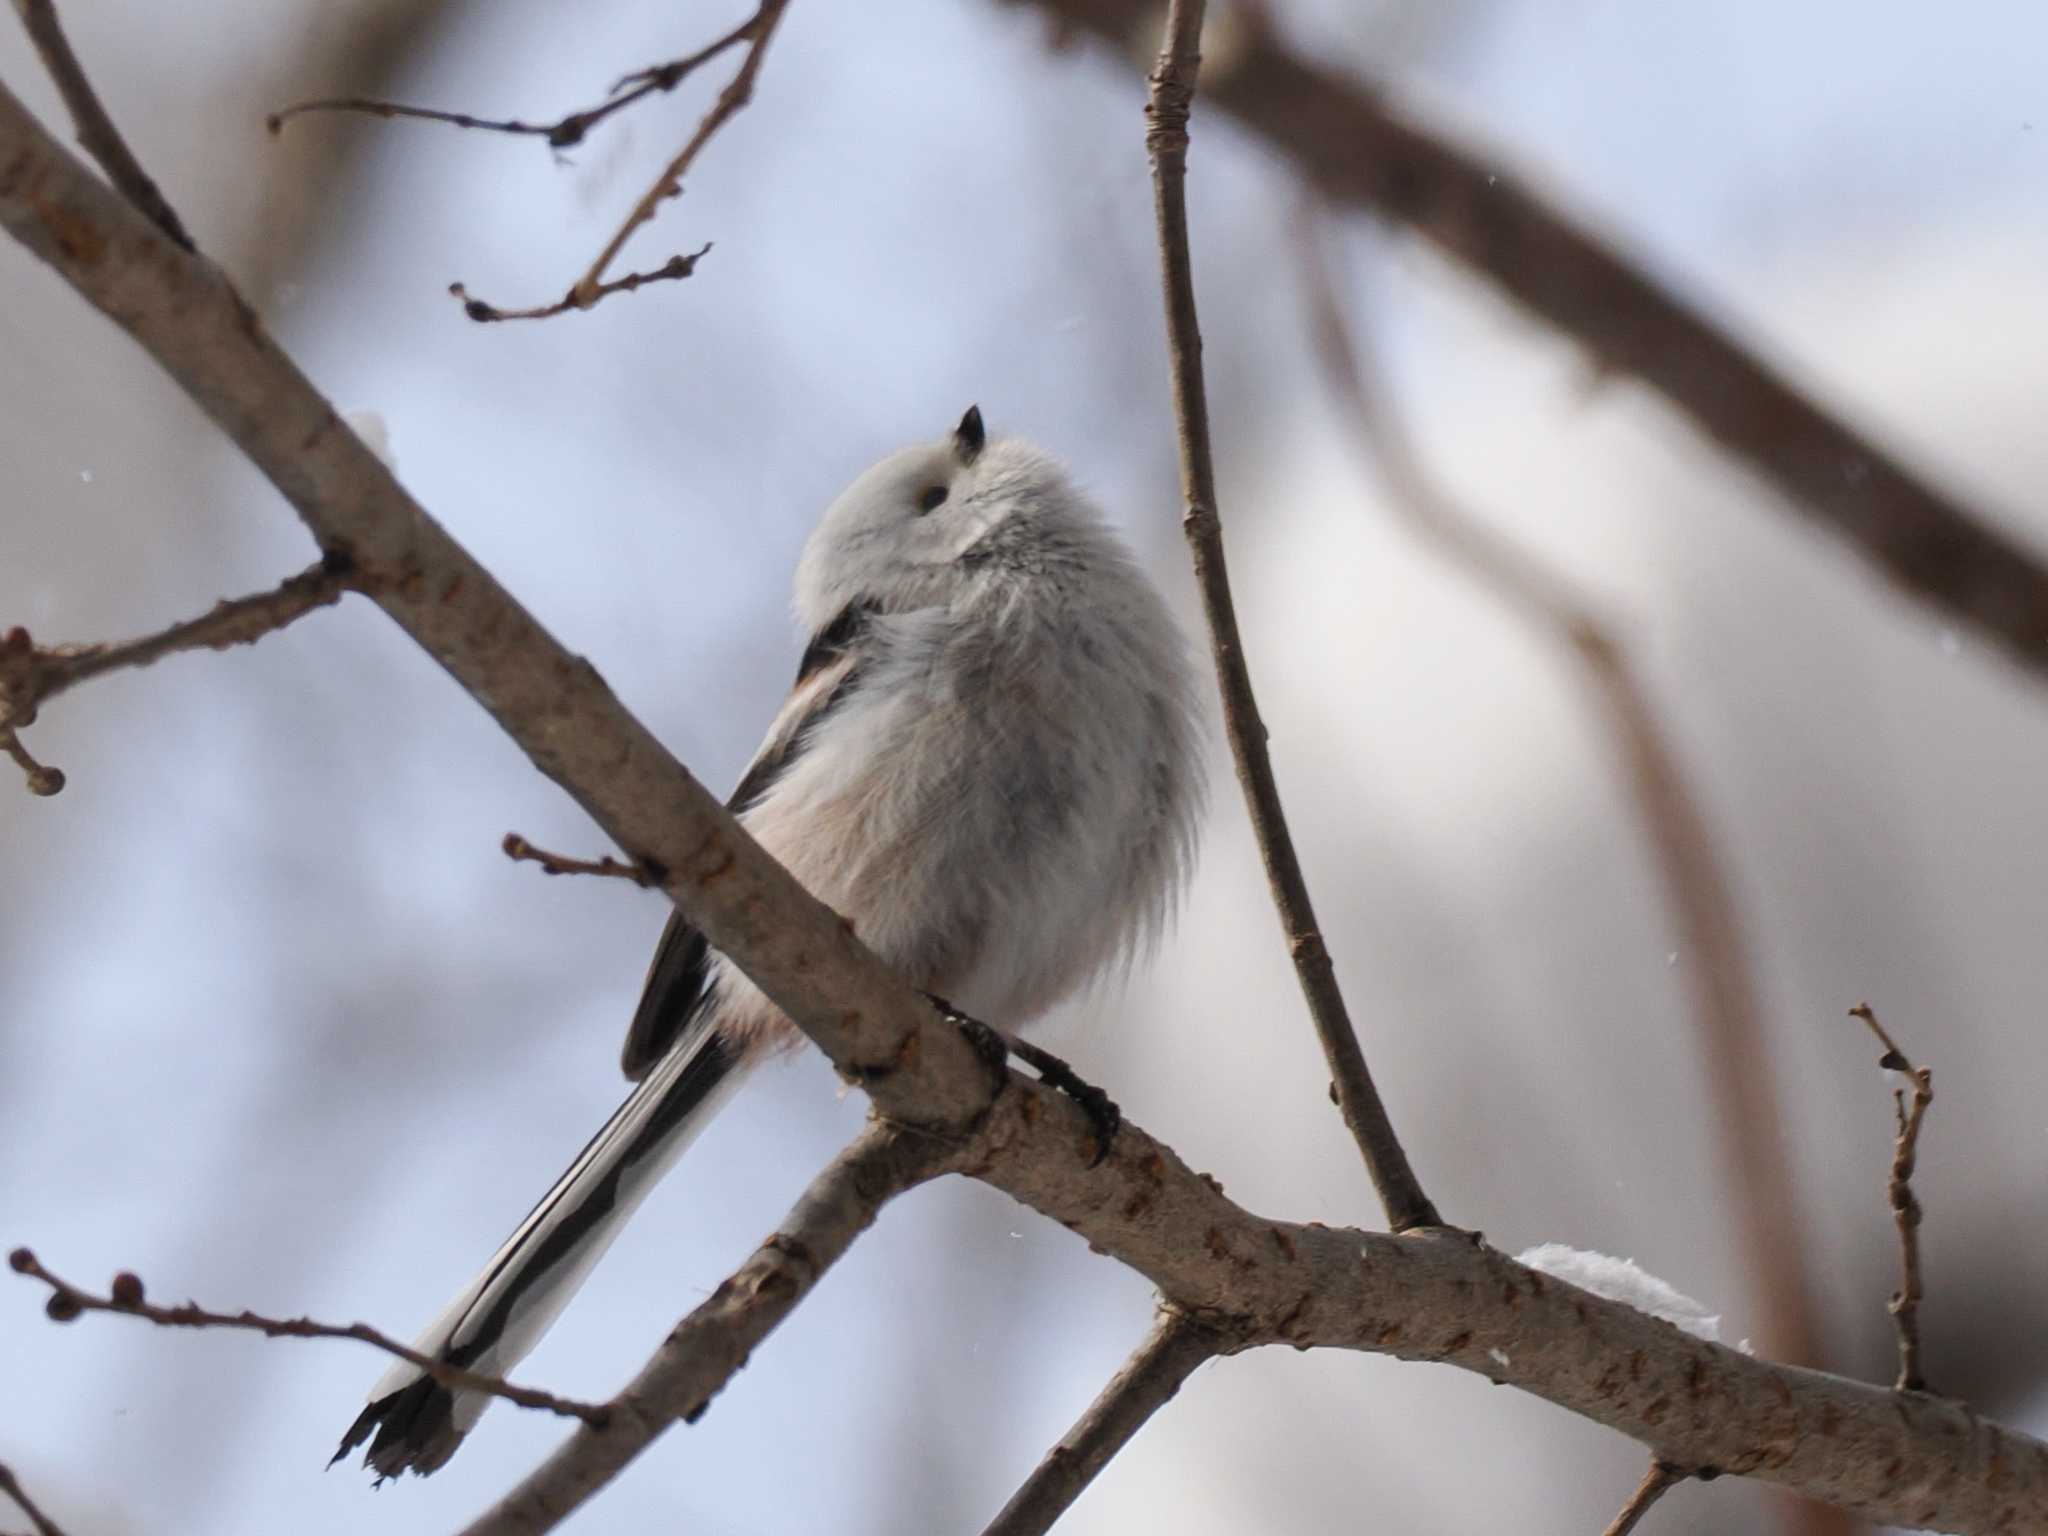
[336,408,1204,1479]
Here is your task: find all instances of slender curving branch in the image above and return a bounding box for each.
[12,0,193,249]
[455,1121,957,1536]
[1025,0,2048,688]
[1142,0,1439,1231]
[7,66,2048,1536]
[1848,1003,1935,1393]
[980,1310,1223,1536]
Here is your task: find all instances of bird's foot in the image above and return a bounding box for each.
[922,994,1121,1165]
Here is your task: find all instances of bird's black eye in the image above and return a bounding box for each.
[917,484,949,513]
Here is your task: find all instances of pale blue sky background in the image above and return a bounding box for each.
[4,3,2047,1532]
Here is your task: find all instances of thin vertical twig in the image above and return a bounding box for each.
[1849,1002,1935,1393]
[979,1311,1220,1536]
[1142,0,1441,1232]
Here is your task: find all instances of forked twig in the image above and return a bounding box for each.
[562,0,788,314]
[1848,1002,1935,1392]
[0,556,353,792]
[267,9,764,150]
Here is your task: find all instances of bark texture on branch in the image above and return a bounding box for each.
[6,74,2047,1536]
[1028,0,2048,686]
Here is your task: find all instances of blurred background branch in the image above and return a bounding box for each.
[1145,0,1440,1234]
[1024,0,2048,689]
[1294,203,1843,1536]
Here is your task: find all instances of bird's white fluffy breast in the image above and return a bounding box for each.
[723,508,1202,1042]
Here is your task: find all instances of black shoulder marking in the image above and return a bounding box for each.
[731,608,873,817]
[624,607,875,1075]
[796,600,873,687]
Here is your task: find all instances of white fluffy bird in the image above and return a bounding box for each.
[337,407,1205,1477]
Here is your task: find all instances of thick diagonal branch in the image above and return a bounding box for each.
[1143,1,1438,1230]
[980,1310,1222,1536]
[8,75,2048,1535]
[1029,0,2048,687]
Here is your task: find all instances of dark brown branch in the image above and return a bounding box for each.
[502,831,663,887]
[0,556,352,792]
[1030,0,2048,689]
[0,1464,67,1536]
[1848,1003,1935,1393]
[449,243,711,324]
[456,1122,956,1536]
[6,1248,605,1428]
[10,79,2048,1534]
[1296,211,1844,1536]
[1602,1460,1688,1536]
[980,1310,1222,1536]
[13,0,193,249]
[1143,0,1438,1231]
[431,2,785,322]
[267,10,762,150]
[567,1,787,309]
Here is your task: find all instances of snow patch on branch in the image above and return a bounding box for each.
[344,410,395,472]
[1517,1243,1721,1341]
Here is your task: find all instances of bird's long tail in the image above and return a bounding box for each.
[333,1025,748,1480]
